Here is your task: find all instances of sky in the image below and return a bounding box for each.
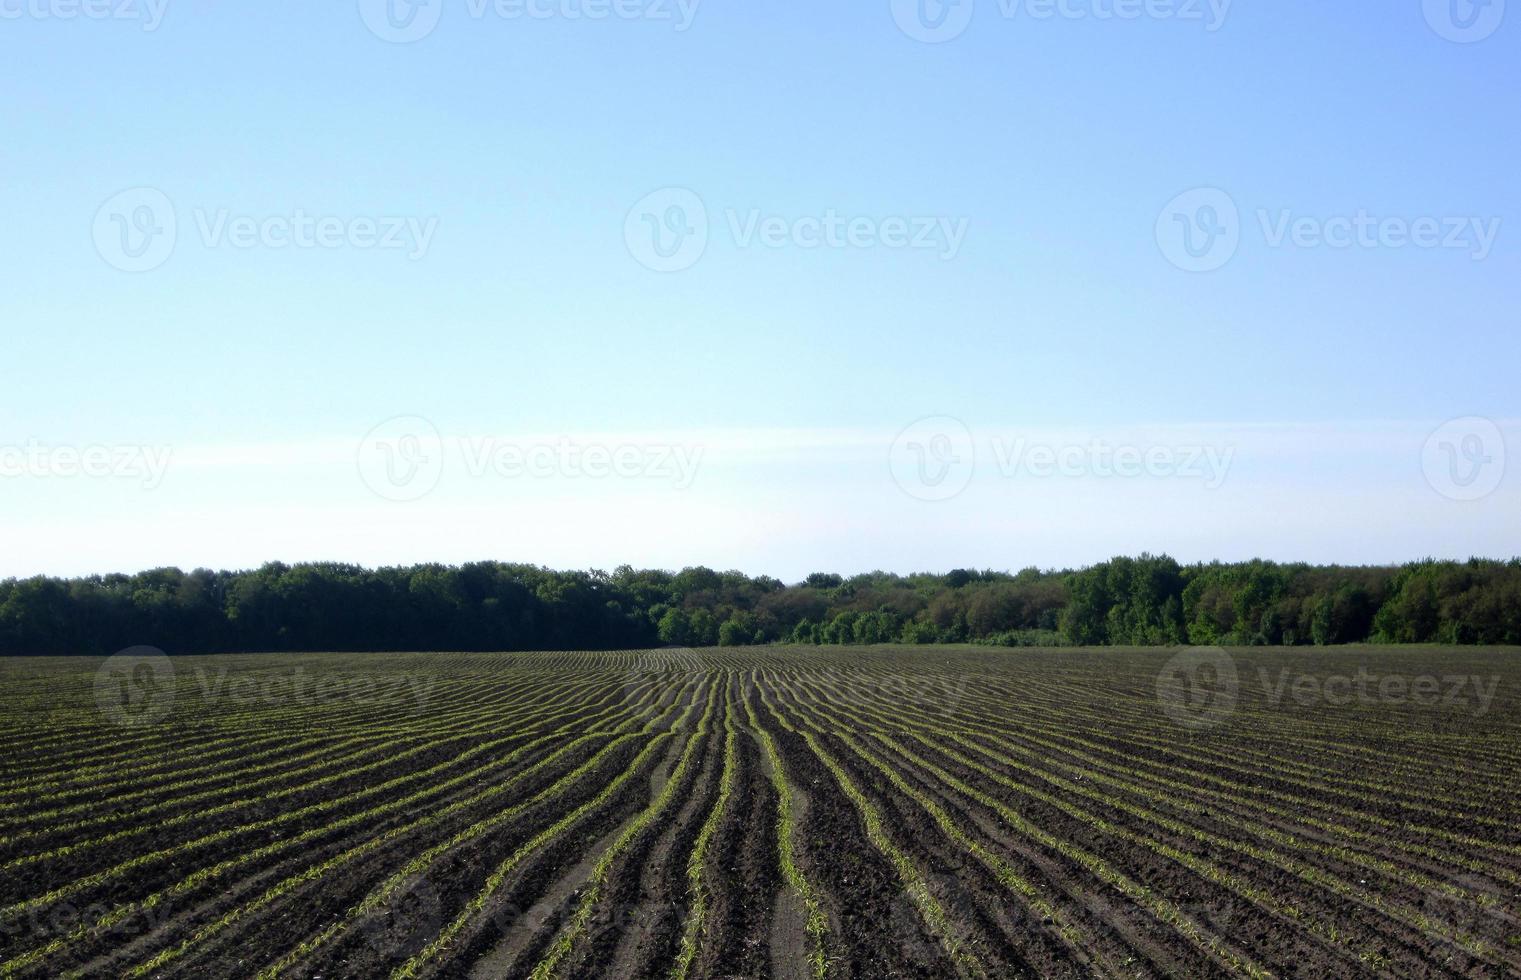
[1,0,1517,581]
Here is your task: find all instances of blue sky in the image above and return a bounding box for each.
[1,1,1517,579]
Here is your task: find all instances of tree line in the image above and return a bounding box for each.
[2,555,1519,656]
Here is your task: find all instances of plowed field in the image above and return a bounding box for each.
[2,646,1518,978]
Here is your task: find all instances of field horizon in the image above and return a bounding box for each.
[6,5,1516,976]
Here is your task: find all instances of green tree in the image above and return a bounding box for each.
[656,608,691,646]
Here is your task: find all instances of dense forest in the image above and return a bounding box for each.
[3,555,1520,655]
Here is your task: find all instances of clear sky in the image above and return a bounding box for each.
[2,1,1517,580]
